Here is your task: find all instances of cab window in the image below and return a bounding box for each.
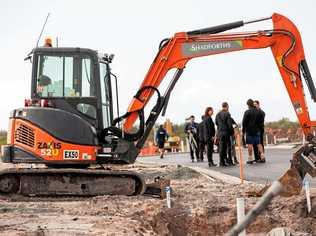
[36,55,94,97]
[100,63,111,128]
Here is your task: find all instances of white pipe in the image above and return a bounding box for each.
[304,180,311,213]
[181,140,185,152]
[165,186,171,208]
[236,198,246,236]
[226,181,283,236]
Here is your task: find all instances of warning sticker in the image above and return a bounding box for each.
[82,153,92,160]
[63,150,79,159]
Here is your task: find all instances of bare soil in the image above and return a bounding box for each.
[0,163,315,236]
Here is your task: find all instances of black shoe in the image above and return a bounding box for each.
[160,154,164,159]
[197,159,201,162]
[258,159,266,163]
[247,160,254,164]
[219,163,228,167]
[191,159,195,163]
[208,162,217,167]
[233,158,239,165]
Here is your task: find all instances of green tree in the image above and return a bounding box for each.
[265,118,299,130]
[0,130,7,146]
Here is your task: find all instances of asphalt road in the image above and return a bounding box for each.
[139,148,316,187]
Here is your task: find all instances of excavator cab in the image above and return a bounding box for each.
[30,47,113,131]
[0,46,147,197]
[1,46,141,166]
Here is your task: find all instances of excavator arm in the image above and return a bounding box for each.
[115,13,316,200]
[124,13,316,137]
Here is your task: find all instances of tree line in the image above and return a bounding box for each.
[0,118,304,146]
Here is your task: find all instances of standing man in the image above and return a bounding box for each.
[185,115,199,162]
[253,100,266,163]
[215,102,234,166]
[155,125,168,159]
[242,99,265,164]
[199,107,216,167]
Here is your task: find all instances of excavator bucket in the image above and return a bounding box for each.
[278,167,303,197]
[251,143,316,198]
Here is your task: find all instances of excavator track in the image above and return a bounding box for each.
[0,168,146,199]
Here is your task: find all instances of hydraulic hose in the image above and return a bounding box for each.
[99,86,162,142]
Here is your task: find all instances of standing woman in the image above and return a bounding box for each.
[203,107,217,167]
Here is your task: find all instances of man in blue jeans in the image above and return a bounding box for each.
[253,100,266,163]
[242,99,265,164]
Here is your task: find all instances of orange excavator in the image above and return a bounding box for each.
[0,13,315,197]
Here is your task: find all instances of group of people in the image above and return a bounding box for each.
[184,99,265,167]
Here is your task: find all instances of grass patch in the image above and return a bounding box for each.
[0,135,6,146]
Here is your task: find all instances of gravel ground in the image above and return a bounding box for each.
[0,163,315,236]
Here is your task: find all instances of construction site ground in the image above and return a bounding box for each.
[141,147,316,187]
[0,162,315,236]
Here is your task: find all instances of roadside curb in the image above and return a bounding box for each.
[189,166,251,185]
[137,160,251,185]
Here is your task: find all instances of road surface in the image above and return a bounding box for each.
[139,148,316,187]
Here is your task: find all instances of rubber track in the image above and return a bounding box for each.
[0,168,146,199]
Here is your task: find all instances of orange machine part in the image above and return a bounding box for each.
[123,13,315,135]
[12,118,98,163]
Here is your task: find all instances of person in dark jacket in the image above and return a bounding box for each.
[253,100,266,163]
[242,99,265,164]
[185,115,199,162]
[155,125,168,159]
[215,102,234,166]
[199,107,216,167]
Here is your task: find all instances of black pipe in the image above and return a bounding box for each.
[111,72,120,118]
[300,59,316,102]
[136,69,184,149]
[162,69,184,116]
[187,21,244,36]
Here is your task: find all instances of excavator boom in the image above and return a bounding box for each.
[123,13,316,137]
[119,12,316,202]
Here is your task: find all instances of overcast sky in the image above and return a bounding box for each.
[1,0,316,129]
